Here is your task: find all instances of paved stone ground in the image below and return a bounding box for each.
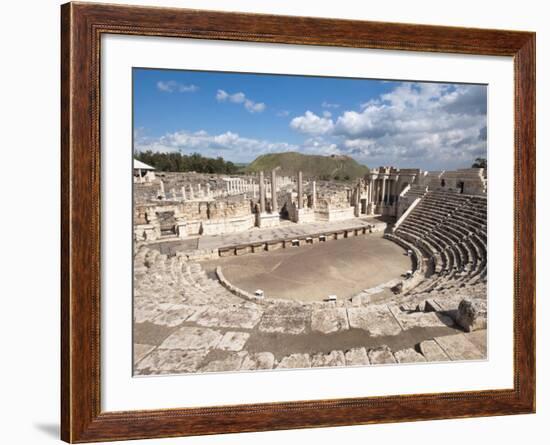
[133,247,487,375]
[198,216,388,251]
[145,216,388,256]
[202,234,411,301]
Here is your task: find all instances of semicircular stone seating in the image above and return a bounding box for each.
[389,190,487,307]
[133,190,487,375]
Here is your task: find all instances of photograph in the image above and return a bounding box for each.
[132,68,488,375]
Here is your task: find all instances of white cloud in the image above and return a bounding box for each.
[157,81,199,93]
[288,82,486,169]
[290,111,334,135]
[322,101,340,109]
[277,110,290,117]
[216,89,266,113]
[135,129,295,163]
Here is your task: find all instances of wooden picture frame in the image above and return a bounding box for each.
[61,2,535,442]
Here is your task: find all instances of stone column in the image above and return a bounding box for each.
[197,184,202,198]
[297,171,303,209]
[159,179,165,198]
[226,181,230,194]
[312,181,317,209]
[206,183,211,198]
[381,177,387,205]
[189,184,194,200]
[271,169,278,214]
[259,171,266,213]
[181,186,186,201]
[353,182,361,217]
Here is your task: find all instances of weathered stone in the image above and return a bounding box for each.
[418,340,450,362]
[347,306,402,336]
[311,350,346,367]
[258,305,309,334]
[240,352,275,370]
[368,345,397,365]
[311,308,349,334]
[151,304,198,327]
[135,349,208,374]
[199,352,247,373]
[394,348,427,363]
[388,305,455,330]
[456,299,487,332]
[134,343,155,363]
[159,326,223,350]
[465,330,487,356]
[188,306,263,329]
[391,282,403,294]
[344,347,370,366]
[134,302,171,324]
[277,353,311,369]
[434,333,485,361]
[217,331,250,351]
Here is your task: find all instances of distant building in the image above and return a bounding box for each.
[134,159,156,183]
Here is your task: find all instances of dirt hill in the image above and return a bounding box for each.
[245,152,368,181]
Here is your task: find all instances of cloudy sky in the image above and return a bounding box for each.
[133,68,487,170]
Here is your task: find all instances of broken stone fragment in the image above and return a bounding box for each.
[456,299,487,332]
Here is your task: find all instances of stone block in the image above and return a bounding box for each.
[394,348,427,363]
[456,299,487,332]
[217,331,250,351]
[418,340,450,362]
[344,347,370,366]
[159,326,223,351]
[134,343,155,364]
[311,350,346,367]
[135,349,208,375]
[188,306,263,329]
[388,305,455,330]
[347,306,402,336]
[277,353,311,369]
[311,308,349,334]
[368,345,397,365]
[240,352,275,370]
[199,352,247,373]
[151,304,198,327]
[434,333,485,361]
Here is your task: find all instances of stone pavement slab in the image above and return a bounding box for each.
[344,347,370,366]
[135,349,208,374]
[394,348,427,363]
[418,340,451,362]
[311,308,349,334]
[388,305,455,330]
[277,353,312,369]
[188,306,263,329]
[134,343,156,363]
[240,352,275,370]
[368,345,397,364]
[434,333,485,361]
[347,306,402,336]
[311,350,346,367]
[159,326,223,350]
[217,331,250,351]
[199,352,247,373]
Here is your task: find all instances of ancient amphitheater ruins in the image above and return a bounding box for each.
[133,163,488,375]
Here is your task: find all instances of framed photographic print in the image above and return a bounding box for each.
[61,2,535,442]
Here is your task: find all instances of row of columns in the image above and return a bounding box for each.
[157,180,214,201]
[365,176,401,207]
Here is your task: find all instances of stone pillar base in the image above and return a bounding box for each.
[256,212,281,228]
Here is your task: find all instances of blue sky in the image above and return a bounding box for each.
[133,68,487,170]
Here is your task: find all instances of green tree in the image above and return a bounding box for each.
[135,151,239,174]
[472,158,487,169]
